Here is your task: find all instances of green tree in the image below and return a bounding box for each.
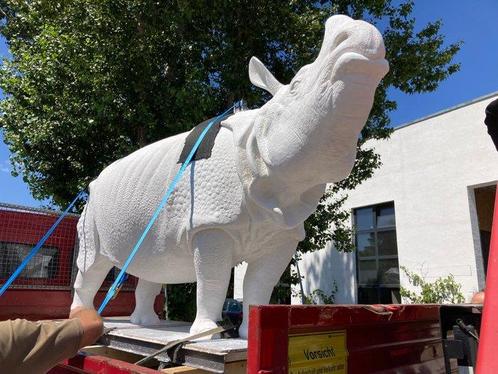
[0,1,460,293]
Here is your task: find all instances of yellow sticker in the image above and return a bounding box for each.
[288,331,348,374]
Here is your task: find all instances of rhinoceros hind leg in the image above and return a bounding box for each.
[238,240,297,339]
[190,229,234,339]
[71,255,113,311]
[130,278,162,325]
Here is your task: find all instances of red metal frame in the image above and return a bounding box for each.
[476,183,498,373]
[0,288,164,320]
[49,354,161,374]
[248,304,446,374]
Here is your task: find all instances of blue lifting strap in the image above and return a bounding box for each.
[0,190,87,297]
[97,102,240,314]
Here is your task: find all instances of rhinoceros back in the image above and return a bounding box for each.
[76,124,244,280]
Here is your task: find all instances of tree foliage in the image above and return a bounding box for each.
[166,282,196,322]
[0,1,460,258]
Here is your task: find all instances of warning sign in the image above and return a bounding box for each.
[288,331,348,374]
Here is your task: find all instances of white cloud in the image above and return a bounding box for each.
[0,160,11,173]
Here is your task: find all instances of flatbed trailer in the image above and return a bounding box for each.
[46,303,485,374]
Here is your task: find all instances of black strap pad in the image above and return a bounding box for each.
[178,117,222,163]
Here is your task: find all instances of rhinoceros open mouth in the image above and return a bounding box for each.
[334,51,389,80]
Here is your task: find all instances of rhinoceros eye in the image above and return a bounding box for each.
[290,79,301,95]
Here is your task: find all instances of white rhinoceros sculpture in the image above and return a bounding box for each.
[70,14,389,339]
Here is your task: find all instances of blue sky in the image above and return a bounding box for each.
[1,1,498,207]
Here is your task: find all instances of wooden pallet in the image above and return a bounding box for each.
[93,317,247,373]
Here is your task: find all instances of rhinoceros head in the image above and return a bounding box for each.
[249,15,389,186]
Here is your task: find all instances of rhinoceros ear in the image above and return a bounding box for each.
[249,56,283,96]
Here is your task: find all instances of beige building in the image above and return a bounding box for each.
[291,92,498,304]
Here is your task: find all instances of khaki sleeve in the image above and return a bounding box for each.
[0,318,83,374]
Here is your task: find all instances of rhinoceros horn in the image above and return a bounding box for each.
[248,56,283,96]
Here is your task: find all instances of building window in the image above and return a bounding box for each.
[0,242,59,279]
[354,202,400,304]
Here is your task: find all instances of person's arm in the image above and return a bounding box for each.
[69,307,104,348]
[0,308,104,374]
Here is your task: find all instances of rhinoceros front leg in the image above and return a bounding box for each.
[238,239,297,339]
[130,278,162,326]
[190,229,234,337]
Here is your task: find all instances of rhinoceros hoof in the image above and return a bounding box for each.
[190,318,220,340]
[130,310,161,326]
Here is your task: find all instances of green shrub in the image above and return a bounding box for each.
[301,282,338,305]
[400,266,464,304]
[166,283,197,322]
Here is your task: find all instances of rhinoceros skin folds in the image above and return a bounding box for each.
[71,14,389,338]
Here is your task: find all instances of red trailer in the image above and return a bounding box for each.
[248,304,447,373]
[49,303,476,373]
[0,203,163,321]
